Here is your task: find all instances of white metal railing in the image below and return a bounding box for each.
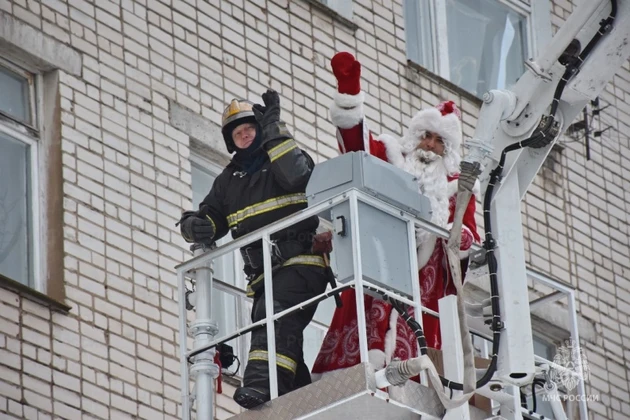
[471,270,589,420]
[175,186,588,420]
[176,188,445,419]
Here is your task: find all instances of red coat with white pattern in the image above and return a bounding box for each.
[311,100,480,375]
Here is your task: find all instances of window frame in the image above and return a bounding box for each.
[0,58,44,292]
[404,0,551,96]
[0,56,39,129]
[316,0,353,19]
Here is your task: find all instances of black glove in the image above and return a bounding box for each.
[253,89,281,126]
[177,210,215,244]
[253,89,291,144]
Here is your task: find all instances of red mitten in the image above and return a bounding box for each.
[331,52,361,95]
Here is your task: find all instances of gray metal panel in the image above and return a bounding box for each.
[330,201,414,298]
[328,200,353,285]
[357,201,413,296]
[228,364,444,420]
[360,153,429,220]
[306,151,431,298]
[306,151,431,221]
[306,152,355,203]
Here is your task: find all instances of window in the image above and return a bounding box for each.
[404,0,550,97]
[473,333,560,417]
[527,336,559,418]
[0,60,41,289]
[317,0,353,19]
[190,156,248,375]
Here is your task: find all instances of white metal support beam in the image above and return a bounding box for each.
[440,295,471,420]
[492,171,535,385]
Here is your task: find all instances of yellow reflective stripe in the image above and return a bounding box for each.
[227,193,307,228]
[283,255,325,268]
[268,139,298,163]
[205,215,216,233]
[247,255,325,290]
[248,350,297,373]
[248,273,265,290]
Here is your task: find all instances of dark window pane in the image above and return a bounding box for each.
[0,132,32,285]
[404,0,436,70]
[0,66,31,124]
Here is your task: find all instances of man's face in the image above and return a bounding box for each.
[232,122,257,149]
[417,131,445,156]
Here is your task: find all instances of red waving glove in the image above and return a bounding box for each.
[331,52,362,95]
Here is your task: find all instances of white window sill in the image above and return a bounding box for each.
[0,273,71,313]
[300,0,358,32]
[407,60,484,106]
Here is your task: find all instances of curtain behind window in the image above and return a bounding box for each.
[0,133,31,285]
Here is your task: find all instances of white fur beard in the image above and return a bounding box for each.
[415,149,440,163]
[404,156,450,229]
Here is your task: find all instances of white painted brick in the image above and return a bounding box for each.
[0,379,22,402]
[81,396,110,419]
[23,359,52,383]
[81,352,109,374]
[110,348,136,370]
[109,362,137,387]
[111,394,138,415]
[22,314,50,336]
[23,374,52,399]
[139,403,164,420]
[0,316,19,339]
[51,341,80,366]
[0,349,21,372]
[2,1,629,418]
[82,381,110,408]
[22,328,50,350]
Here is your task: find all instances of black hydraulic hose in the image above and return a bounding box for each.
[577,0,617,65]
[389,298,429,355]
[520,389,528,409]
[528,0,617,149]
[530,378,547,413]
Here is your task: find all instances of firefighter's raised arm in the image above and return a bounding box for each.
[253,89,314,192]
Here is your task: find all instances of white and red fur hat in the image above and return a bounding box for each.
[401,100,463,176]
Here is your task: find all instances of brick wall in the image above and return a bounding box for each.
[0,0,628,419]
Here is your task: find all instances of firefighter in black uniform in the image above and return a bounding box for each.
[178,89,328,409]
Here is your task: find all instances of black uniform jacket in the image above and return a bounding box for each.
[197,137,320,251]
